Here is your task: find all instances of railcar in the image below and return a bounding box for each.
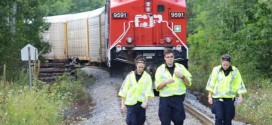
[43,8,106,63]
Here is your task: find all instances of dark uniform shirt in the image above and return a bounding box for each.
[220,66,233,76]
[166,64,175,76]
[134,71,143,82]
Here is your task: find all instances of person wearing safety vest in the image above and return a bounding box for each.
[155,48,192,125]
[118,56,154,125]
[206,54,247,125]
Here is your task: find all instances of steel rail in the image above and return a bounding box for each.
[184,100,214,125]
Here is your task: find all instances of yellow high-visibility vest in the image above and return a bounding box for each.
[155,63,192,97]
[206,65,247,98]
[118,71,154,105]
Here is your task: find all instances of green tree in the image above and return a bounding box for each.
[187,0,272,85]
[70,0,105,13]
[46,0,105,16]
[45,0,72,16]
[0,0,50,80]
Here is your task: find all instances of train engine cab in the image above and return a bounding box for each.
[106,0,188,76]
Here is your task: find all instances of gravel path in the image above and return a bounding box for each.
[81,67,203,125]
[82,67,125,125]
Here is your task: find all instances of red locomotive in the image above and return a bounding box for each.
[106,0,188,75]
[43,0,188,76]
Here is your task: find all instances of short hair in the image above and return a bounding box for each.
[135,55,146,64]
[221,54,231,62]
[163,48,174,57]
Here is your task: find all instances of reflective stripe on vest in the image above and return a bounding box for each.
[238,81,246,91]
[213,67,238,97]
[206,75,214,90]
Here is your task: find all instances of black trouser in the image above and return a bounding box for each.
[126,102,146,125]
[211,98,235,125]
[159,95,186,125]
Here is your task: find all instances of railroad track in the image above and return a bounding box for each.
[39,59,81,83]
[184,100,214,125]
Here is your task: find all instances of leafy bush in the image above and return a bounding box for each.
[50,75,85,106]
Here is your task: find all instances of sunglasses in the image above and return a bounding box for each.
[136,60,145,63]
[222,56,231,61]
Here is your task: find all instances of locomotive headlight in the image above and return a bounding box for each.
[126,37,133,44]
[165,37,172,44]
[146,2,151,7]
[176,44,182,52]
[116,45,122,52]
[146,7,151,13]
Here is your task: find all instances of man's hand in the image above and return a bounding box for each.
[165,79,175,84]
[157,79,175,90]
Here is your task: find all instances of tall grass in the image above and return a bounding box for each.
[4,87,62,125]
[0,70,94,125]
[236,79,272,124]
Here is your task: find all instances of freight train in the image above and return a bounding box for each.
[43,0,188,76]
